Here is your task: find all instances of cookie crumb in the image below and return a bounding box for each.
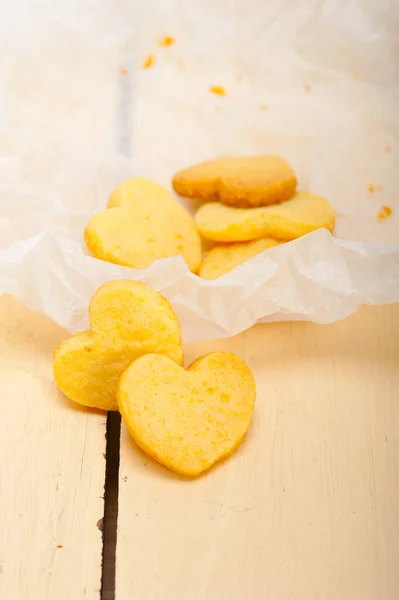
[120,68,128,77]
[385,145,392,153]
[56,545,63,549]
[210,85,226,96]
[259,104,269,111]
[377,205,392,221]
[143,54,155,69]
[368,183,383,193]
[304,83,312,93]
[160,36,175,47]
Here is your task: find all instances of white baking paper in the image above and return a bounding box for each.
[1,0,399,342]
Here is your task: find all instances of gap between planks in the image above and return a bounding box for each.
[101,412,121,600]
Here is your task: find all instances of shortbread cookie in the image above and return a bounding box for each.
[85,177,202,272]
[118,352,256,476]
[199,238,281,280]
[53,280,183,411]
[195,191,335,242]
[172,156,297,207]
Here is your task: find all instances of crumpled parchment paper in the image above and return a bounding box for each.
[1,0,398,342]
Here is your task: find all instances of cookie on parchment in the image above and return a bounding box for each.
[199,238,281,280]
[195,192,335,242]
[172,156,297,208]
[85,177,202,272]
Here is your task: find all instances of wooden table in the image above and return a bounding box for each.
[1,295,398,600]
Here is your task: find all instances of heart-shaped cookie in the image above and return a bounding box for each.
[53,280,183,411]
[118,352,256,476]
[85,177,202,272]
[199,237,281,280]
[172,156,297,207]
[195,191,335,242]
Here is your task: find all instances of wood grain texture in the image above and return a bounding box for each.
[0,295,107,600]
[116,304,399,600]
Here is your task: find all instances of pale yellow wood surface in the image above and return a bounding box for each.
[0,296,106,600]
[116,304,399,600]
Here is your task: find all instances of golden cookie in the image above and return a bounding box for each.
[195,191,335,242]
[199,238,281,280]
[172,156,297,207]
[118,352,256,476]
[53,280,183,411]
[85,177,202,272]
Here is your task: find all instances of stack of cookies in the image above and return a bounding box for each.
[173,156,335,279]
[84,156,335,280]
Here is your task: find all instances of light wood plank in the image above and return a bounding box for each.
[0,295,107,600]
[116,304,399,600]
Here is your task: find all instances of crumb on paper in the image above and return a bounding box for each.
[97,518,103,532]
[120,68,128,76]
[368,183,383,193]
[210,85,226,96]
[377,206,392,221]
[259,104,269,111]
[56,545,63,549]
[160,36,175,47]
[385,145,392,153]
[143,54,155,69]
[304,83,312,93]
